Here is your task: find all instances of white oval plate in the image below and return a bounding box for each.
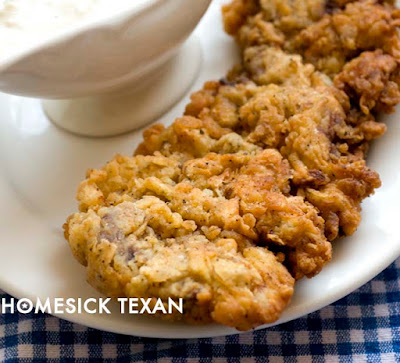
[0,0,399,339]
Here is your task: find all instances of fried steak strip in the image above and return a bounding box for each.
[66,151,297,330]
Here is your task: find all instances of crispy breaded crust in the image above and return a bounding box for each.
[334,50,400,114]
[181,79,380,240]
[66,151,296,330]
[66,201,294,330]
[291,0,400,76]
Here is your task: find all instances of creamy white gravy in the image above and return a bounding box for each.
[0,0,145,58]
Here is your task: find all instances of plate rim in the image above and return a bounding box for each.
[1,249,399,338]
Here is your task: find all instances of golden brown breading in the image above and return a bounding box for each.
[223,0,395,34]
[66,199,294,331]
[291,0,400,76]
[334,50,400,114]
[136,75,381,242]
[141,81,346,182]
[224,0,400,80]
[72,145,332,279]
[223,0,400,121]
[222,0,396,50]
[326,0,395,10]
[301,154,381,240]
[222,0,260,36]
[241,85,380,239]
[226,46,352,114]
[65,151,310,330]
[182,151,331,279]
[223,0,326,42]
[240,46,330,87]
[230,46,388,146]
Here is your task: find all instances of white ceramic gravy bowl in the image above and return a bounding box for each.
[0,0,212,136]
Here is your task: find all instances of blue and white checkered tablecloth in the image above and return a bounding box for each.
[1,259,399,362]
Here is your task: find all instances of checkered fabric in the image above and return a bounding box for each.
[1,259,399,362]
